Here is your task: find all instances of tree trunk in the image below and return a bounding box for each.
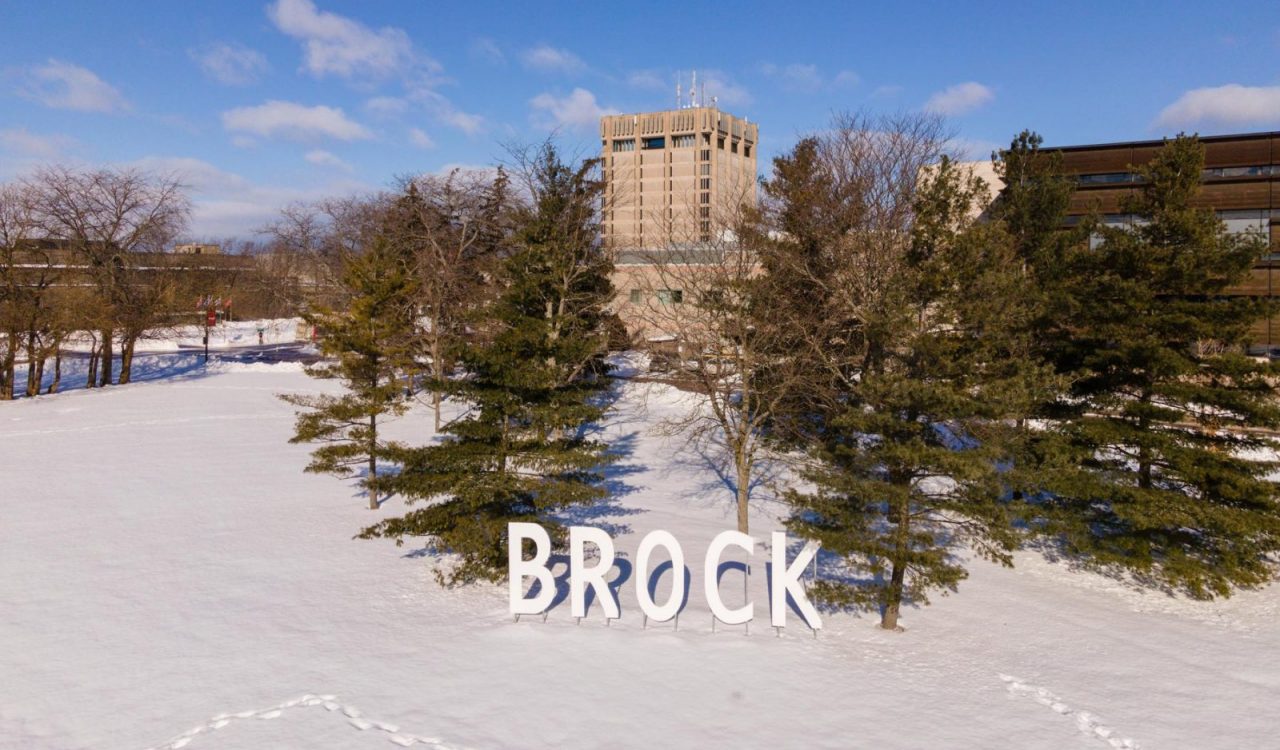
[119,336,136,385]
[735,449,751,534]
[87,343,98,390]
[367,369,379,510]
[29,354,45,397]
[880,494,911,631]
[433,389,442,432]
[0,334,13,400]
[47,347,62,394]
[0,351,8,400]
[99,329,113,386]
[25,331,38,397]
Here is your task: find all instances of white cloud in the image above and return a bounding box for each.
[697,70,752,108]
[530,88,616,131]
[267,0,421,79]
[470,37,505,65]
[949,137,1004,162]
[304,149,353,171]
[365,95,408,117]
[437,108,484,135]
[871,84,903,99]
[832,70,860,89]
[760,63,823,92]
[924,81,995,116]
[127,155,370,237]
[1155,84,1280,127]
[410,89,485,135]
[190,42,269,85]
[0,127,75,159]
[408,127,435,149]
[627,70,666,91]
[221,100,372,141]
[759,63,858,93]
[521,45,586,74]
[19,59,128,113]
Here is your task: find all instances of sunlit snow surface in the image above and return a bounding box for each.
[1,352,1278,749]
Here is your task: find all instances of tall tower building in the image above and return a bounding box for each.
[600,102,758,252]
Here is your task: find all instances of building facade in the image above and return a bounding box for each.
[600,106,758,340]
[600,107,758,251]
[1052,131,1280,352]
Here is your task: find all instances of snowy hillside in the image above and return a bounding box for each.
[1,357,1278,749]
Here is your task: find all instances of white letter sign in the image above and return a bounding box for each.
[508,522,555,616]
[704,530,754,625]
[634,530,685,622]
[770,531,822,630]
[570,526,620,619]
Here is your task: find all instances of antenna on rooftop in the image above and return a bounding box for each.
[691,70,698,108]
[676,72,682,109]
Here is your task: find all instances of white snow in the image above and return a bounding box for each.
[2,355,1279,749]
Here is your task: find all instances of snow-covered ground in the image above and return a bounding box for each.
[1,355,1278,749]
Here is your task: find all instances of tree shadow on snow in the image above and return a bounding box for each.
[11,351,226,398]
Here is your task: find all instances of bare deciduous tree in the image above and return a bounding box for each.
[27,167,190,386]
[624,183,807,533]
[0,184,39,399]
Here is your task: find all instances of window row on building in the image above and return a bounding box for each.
[1076,165,1280,185]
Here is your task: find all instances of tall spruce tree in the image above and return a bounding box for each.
[283,235,418,510]
[1030,135,1280,597]
[786,157,1058,630]
[360,145,616,585]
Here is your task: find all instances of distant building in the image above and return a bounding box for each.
[600,103,757,252]
[174,243,221,255]
[600,85,759,341]
[1052,131,1279,353]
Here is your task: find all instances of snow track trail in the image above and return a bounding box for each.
[999,674,1139,748]
[144,693,465,750]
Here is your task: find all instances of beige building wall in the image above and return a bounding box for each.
[600,107,758,250]
[601,107,759,343]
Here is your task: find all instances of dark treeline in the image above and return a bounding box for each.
[279,124,1279,629]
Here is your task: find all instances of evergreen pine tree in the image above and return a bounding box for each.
[787,158,1058,630]
[283,236,418,510]
[360,145,616,585]
[1030,135,1280,597]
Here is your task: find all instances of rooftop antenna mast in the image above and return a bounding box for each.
[691,70,698,108]
[675,71,682,109]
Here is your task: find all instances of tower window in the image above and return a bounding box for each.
[642,137,666,149]
[672,134,695,148]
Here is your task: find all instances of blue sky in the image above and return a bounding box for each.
[1,0,1278,238]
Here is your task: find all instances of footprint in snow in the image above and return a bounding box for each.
[998,674,1140,749]
[141,693,455,749]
